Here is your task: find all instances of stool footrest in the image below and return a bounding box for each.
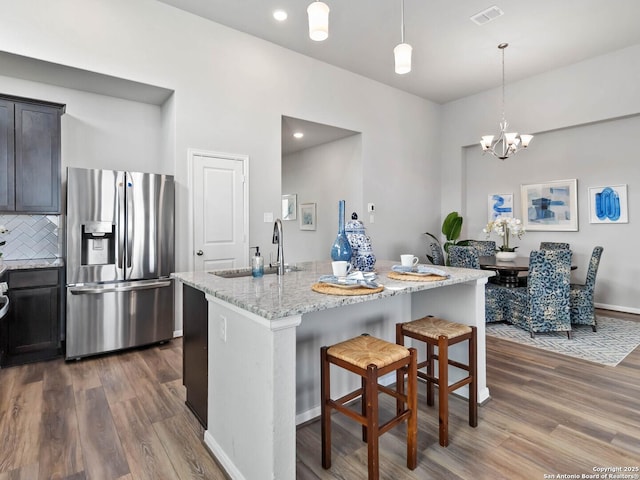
[379,410,411,436]
[448,376,472,393]
[334,388,363,406]
[328,399,367,426]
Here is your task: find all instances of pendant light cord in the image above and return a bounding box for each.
[400,0,405,43]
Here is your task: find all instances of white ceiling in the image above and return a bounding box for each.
[157,0,640,104]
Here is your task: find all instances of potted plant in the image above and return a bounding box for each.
[425,211,469,265]
[483,216,525,261]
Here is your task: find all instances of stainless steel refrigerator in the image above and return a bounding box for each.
[66,167,175,359]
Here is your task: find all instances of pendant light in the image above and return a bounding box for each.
[480,43,533,159]
[307,1,330,41]
[394,0,412,74]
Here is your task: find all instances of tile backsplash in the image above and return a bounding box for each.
[0,214,62,260]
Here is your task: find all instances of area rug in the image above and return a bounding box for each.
[485,316,640,366]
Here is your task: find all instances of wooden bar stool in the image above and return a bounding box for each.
[396,316,477,447]
[321,334,418,480]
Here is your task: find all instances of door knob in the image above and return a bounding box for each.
[196,250,204,256]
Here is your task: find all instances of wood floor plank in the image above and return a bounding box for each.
[67,356,102,393]
[152,412,227,480]
[118,351,183,424]
[0,366,17,414]
[138,346,182,385]
[39,385,83,480]
[0,381,43,471]
[74,386,130,480]
[96,353,138,406]
[110,397,180,480]
[0,462,39,480]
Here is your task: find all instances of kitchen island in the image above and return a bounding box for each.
[172,260,493,480]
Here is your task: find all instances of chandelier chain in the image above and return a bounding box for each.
[501,45,506,124]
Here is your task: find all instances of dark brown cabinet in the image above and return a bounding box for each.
[0,95,64,214]
[183,284,208,427]
[0,267,63,367]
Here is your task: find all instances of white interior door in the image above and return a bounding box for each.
[192,152,248,271]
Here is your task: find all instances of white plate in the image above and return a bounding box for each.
[399,271,443,277]
[325,282,382,290]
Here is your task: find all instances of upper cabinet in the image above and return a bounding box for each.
[0,95,65,214]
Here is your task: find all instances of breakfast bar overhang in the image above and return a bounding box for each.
[172,260,493,480]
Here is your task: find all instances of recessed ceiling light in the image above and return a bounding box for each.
[293,132,304,139]
[273,10,288,21]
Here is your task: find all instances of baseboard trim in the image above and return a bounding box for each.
[595,303,640,315]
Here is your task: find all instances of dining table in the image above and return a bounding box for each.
[479,255,577,287]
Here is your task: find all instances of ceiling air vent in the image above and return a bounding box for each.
[470,5,504,25]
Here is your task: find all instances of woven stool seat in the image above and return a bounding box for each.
[402,316,471,340]
[328,335,410,370]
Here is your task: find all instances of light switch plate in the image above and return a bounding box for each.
[367,203,375,213]
[264,212,274,222]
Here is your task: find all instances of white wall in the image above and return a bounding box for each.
[282,134,362,264]
[0,0,440,274]
[441,44,640,312]
[0,74,165,177]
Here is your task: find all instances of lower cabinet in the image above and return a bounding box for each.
[183,284,208,427]
[0,267,63,367]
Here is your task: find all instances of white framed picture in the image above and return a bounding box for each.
[588,184,628,224]
[282,194,297,221]
[299,203,316,231]
[488,193,513,222]
[521,179,578,231]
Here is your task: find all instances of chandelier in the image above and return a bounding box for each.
[480,43,533,160]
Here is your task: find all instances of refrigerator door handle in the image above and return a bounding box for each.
[68,280,171,295]
[117,176,126,269]
[126,174,134,269]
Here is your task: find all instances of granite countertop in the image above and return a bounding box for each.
[172,260,493,321]
[0,258,65,276]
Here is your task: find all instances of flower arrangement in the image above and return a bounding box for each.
[483,216,525,252]
[0,225,8,258]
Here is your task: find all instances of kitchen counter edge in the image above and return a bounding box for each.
[172,260,493,321]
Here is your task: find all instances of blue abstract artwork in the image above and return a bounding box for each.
[521,179,578,231]
[488,193,513,222]
[589,184,628,224]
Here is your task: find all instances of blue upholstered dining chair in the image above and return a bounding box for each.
[467,240,497,257]
[570,246,604,331]
[539,241,570,250]
[448,246,508,323]
[504,250,572,338]
[428,242,445,266]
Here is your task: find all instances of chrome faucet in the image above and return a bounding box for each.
[272,218,285,275]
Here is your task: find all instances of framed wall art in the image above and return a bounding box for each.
[521,179,578,231]
[299,203,316,231]
[488,193,513,222]
[588,184,628,224]
[282,194,297,221]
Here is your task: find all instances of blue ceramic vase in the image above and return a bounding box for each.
[330,200,352,262]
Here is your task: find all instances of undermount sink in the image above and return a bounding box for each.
[211,265,300,278]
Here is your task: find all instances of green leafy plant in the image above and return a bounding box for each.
[425,211,469,264]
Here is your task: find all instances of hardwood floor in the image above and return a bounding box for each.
[0,309,638,480]
[0,339,226,480]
